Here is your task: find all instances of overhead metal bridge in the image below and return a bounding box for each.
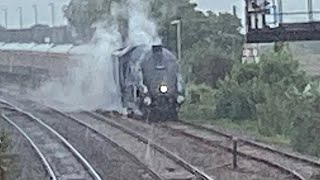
[245,0,320,43]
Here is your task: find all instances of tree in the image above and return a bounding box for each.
[289,82,320,156]
[214,45,309,123]
[64,0,243,85]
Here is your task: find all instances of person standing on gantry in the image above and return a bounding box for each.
[249,0,272,29]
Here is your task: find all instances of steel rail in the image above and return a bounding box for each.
[86,112,215,180]
[177,120,320,168]
[0,99,102,180]
[1,114,57,180]
[99,113,306,180]
[97,112,306,180]
[163,123,305,180]
[47,107,164,180]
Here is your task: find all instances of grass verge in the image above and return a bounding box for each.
[179,107,290,147]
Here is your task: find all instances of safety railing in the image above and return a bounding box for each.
[246,0,320,30]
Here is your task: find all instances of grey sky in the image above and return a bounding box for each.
[194,0,320,23]
[0,0,319,29]
[0,0,70,29]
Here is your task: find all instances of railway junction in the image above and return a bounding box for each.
[1,0,320,180]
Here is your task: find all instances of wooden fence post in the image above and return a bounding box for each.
[232,137,238,169]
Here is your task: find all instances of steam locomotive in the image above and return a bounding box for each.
[0,24,185,121]
[112,44,185,121]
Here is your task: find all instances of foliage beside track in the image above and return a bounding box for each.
[64,0,320,157]
[181,44,320,157]
[64,0,243,87]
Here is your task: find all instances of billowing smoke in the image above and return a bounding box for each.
[127,0,161,45]
[31,0,160,112]
[32,24,124,112]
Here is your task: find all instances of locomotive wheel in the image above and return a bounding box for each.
[127,108,134,118]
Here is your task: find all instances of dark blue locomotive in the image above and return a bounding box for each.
[112,44,185,121]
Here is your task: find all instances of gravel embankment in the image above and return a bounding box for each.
[99,113,295,180]
[0,117,49,180]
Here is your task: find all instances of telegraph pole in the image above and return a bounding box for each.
[18,7,23,29]
[2,8,7,28]
[233,5,237,17]
[278,0,283,24]
[307,0,313,22]
[49,3,55,27]
[32,4,38,25]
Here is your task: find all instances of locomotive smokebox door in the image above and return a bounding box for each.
[152,45,166,70]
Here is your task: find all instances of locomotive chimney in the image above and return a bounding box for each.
[152,45,163,54]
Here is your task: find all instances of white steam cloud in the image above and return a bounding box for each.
[127,0,161,45]
[31,0,160,112]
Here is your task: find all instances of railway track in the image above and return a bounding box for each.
[89,111,288,180]
[0,96,215,180]
[167,120,320,180]
[1,90,319,180]
[0,114,55,179]
[42,111,164,180]
[0,98,162,180]
[79,111,215,180]
[97,111,320,180]
[0,100,102,180]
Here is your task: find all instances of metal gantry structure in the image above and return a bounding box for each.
[245,0,320,43]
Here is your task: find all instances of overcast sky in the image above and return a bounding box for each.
[194,0,320,23]
[0,0,319,29]
[0,0,70,29]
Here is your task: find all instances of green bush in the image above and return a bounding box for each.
[214,76,257,120]
[180,40,320,157]
[231,63,260,85]
[214,44,320,156]
[256,85,293,136]
[180,83,216,120]
[214,45,308,121]
[289,84,320,156]
[183,43,233,87]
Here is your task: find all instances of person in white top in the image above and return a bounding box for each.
[248,0,271,29]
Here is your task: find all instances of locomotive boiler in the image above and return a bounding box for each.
[112,44,185,121]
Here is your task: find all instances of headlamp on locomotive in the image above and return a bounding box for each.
[159,84,168,94]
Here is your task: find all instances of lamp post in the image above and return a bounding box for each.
[49,2,55,27]
[171,19,182,64]
[62,5,68,25]
[32,4,38,25]
[2,8,7,28]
